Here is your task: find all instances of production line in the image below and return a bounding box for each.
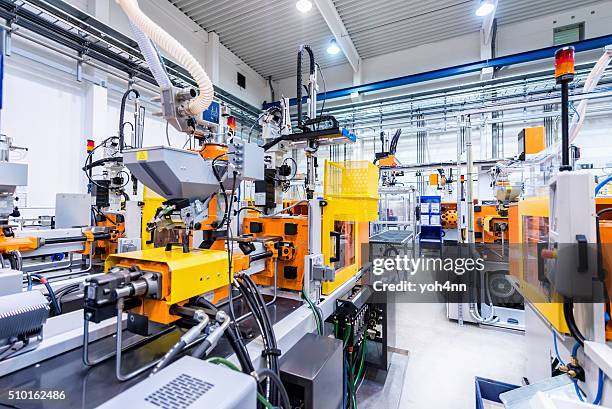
[1,0,612,408]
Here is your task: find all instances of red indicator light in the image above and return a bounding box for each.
[227,116,237,130]
[555,46,575,83]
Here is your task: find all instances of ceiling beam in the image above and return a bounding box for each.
[313,0,361,73]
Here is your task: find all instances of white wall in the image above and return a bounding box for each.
[1,0,271,217]
[64,0,268,107]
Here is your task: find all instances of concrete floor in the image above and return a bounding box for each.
[395,303,528,409]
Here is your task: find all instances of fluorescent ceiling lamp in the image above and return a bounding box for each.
[475,0,495,16]
[296,0,312,13]
[327,39,340,55]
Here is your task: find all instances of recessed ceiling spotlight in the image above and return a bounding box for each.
[296,0,313,13]
[475,0,495,16]
[327,39,340,55]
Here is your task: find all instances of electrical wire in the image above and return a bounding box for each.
[257,369,291,409]
[30,274,60,315]
[83,136,123,192]
[316,63,327,126]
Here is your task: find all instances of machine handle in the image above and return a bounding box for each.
[330,231,341,263]
[576,234,588,272]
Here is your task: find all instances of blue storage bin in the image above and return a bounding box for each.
[475,377,519,409]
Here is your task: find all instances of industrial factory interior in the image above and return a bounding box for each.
[2,0,612,408]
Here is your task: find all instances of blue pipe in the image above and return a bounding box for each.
[595,175,612,195]
[263,34,612,109]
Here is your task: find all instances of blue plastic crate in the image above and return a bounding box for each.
[475,377,519,409]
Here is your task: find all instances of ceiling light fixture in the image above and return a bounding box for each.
[327,39,340,55]
[475,0,496,16]
[296,0,312,13]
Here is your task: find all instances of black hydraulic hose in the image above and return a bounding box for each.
[296,45,315,128]
[190,298,255,374]
[225,323,255,374]
[257,369,291,409]
[119,88,140,152]
[563,299,586,347]
[236,277,278,403]
[82,156,123,172]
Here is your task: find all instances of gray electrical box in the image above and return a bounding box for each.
[229,140,264,181]
[280,333,343,409]
[98,356,256,409]
[55,193,91,228]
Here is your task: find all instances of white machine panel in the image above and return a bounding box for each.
[98,356,256,409]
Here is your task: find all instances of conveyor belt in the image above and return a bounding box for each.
[0,297,301,409]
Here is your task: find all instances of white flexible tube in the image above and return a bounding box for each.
[117,0,213,116]
[569,48,612,142]
[128,19,172,89]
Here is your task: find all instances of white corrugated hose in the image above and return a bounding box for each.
[116,0,214,116]
[569,47,612,142]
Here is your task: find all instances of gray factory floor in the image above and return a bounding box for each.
[392,303,527,409]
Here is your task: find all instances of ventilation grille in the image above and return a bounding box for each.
[144,373,214,409]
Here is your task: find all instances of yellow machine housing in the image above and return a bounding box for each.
[508,196,569,333]
[105,247,229,324]
[248,161,378,295]
[322,161,379,295]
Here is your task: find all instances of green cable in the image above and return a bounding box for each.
[207,357,274,408]
[301,290,323,335]
[354,338,367,388]
[206,357,240,371]
[343,323,352,348]
[257,394,274,409]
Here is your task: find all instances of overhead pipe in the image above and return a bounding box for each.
[263,34,612,109]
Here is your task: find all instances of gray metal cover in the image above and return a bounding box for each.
[55,193,91,228]
[0,269,22,296]
[98,356,256,409]
[0,162,27,194]
[123,146,220,201]
[280,332,343,409]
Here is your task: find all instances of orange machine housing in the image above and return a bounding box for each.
[93,213,124,260]
[244,214,309,291]
[474,204,509,243]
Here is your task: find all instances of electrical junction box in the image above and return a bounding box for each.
[229,140,264,181]
[98,356,256,409]
[518,127,545,160]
